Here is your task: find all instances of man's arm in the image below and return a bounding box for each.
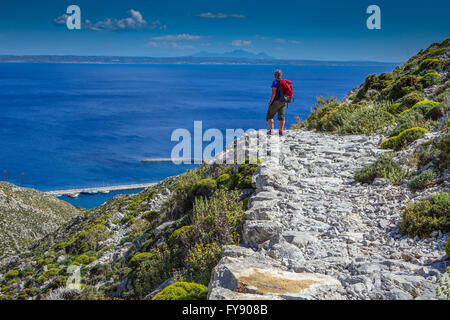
[269,87,277,106]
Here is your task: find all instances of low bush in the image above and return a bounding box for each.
[407,169,436,191]
[386,75,422,101]
[425,102,450,120]
[142,210,159,223]
[216,173,231,188]
[185,243,222,285]
[4,270,19,279]
[354,153,408,184]
[191,189,245,246]
[419,72,441,88]
[151,282,208,300]
[38,268,60,282]
[399,192,450,238]
[338,107,395,135]
[71,254,97,266]
[132,245,177,299]
[128,252,153,268]
[399,101,439,117]
[396,91,425,113]
[168,225,194,247]
[419,58,443,72]
[193,179,217,197]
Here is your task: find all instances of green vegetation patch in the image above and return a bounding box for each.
[151,281,208,300]
[381,127,429,150]
[407,169,436,192]
[400,192,450,238]
[354,152,409,184]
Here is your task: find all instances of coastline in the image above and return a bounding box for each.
[46,182,157,198]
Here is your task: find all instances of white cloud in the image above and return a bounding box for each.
[53,14,69,25]
[272,38,287,44]
[85,9,148,31]
[149,34,202,41]
[231,40,252,47]
[197,12,245,19]
[53,9,166,31]
[255,35,301,45]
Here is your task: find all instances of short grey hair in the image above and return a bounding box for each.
[274,69,282,79]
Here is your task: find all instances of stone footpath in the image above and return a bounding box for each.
[208,129,449,300]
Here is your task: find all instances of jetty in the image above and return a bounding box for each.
[141,158,203,163]
[47,182,157,198]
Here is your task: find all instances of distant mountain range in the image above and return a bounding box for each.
[0,54,399,66]
[189,49,274,60]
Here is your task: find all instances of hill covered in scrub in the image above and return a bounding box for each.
[0,182,80,261]
[0,161,258,300]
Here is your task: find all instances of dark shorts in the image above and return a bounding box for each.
[266,100,286,121]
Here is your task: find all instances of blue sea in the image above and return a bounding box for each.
[0,63,396,208]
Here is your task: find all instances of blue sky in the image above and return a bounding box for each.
[0,0,448,61]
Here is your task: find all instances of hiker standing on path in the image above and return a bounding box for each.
[267,69,290,136]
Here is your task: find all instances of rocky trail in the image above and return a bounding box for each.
[209,129,449,300]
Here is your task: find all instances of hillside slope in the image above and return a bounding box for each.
[0,38,448,301]
[0,182,80,261]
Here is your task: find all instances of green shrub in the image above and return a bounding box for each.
[419,58,443,72]
[400,192,450,238]
[419,72,441,88]
[416,132,450,170]
[396,91,425,113]
[193,178,217,197]
[185,243,222,285]
[425,102,450,120]
[338,108,395,134]
[407,169,436,191]
[132,245,177,299]
[49,276,68,289]
[38,268,60,282]
[387,102,402,114]
[71,254,97,266]
[387,75,422,101]
[354,153,408,184]
[121,214,135,225]
[142,210,159,223]
[216,173,231,187]
[128,252,153,268]
[168,225,194,247]
[400,101,439,117]
[191,189,244,247]
[300,96,342,131]
[152,282,208,300]
[381,127,428,150]
[4,270,19,279]
[445,237,450,257]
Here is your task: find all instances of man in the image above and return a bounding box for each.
[267,69,286,136]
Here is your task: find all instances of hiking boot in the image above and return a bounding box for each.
[279,130,283,136]
[267,130,272,135]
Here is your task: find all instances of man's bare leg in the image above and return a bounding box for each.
[268,119,274,132]
[279,120,285,132]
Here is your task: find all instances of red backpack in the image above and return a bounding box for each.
[277,79,293,103]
